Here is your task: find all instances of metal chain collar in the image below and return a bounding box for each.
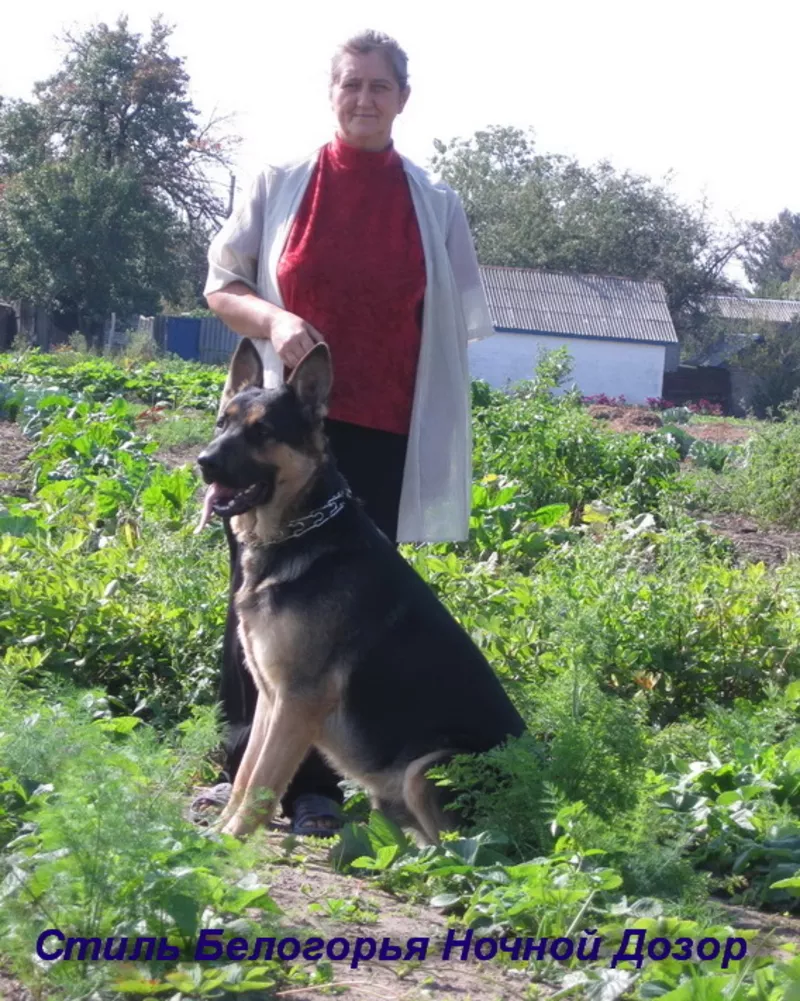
[278,487,352,542]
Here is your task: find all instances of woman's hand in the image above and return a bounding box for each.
[207,284,325,370]
[269,311,324,369]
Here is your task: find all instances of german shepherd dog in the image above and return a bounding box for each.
[197,337,525,841]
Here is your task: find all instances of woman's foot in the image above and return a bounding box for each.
[288,794,343,837]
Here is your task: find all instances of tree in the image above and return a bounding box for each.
[0,157,180,333]
[735,319,800,417]
[431,126,744,342]
[0,17,237,334]
[742,210,800,298]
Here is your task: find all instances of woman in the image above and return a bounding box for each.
[199,30,494,836]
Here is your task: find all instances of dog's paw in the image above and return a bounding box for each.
[220,812,256,839]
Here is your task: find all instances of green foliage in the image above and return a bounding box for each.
[0,349,226,409]
[730,415,800,527]
[661,406,694,424]
[467,349,682,551]
[743,208,800,296]
[0,383,227,723]
[660,724,800,911]
[743,320,800,417]
[0,688,296,999]
[436,674,649,860]
[0,156,180,327]
[688,438,736,473]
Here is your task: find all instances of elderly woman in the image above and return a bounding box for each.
[200,29,494,836]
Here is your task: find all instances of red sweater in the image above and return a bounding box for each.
[277,135,426,435]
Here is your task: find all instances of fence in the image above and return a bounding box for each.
[662,365,731,412]
[199,317,239,365]
[0,302,241,364]
[127,315,239,365]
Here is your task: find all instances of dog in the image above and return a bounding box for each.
[196,337,525,842]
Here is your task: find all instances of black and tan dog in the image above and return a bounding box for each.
[197,337,525,841]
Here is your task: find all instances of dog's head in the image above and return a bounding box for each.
[197,337,332,520]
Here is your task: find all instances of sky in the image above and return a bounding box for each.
[3,0,798,270]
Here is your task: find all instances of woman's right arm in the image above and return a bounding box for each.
[206,283,321,369]
[204,171,321,369]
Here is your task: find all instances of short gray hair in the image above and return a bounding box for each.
[331,30,409,91]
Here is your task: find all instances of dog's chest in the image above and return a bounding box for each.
[236,590,300,690]
[235,554,331,692]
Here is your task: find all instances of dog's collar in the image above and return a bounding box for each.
[277,486,352,542]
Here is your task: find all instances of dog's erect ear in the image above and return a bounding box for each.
[219,338,264,416]
[286,343,332,418]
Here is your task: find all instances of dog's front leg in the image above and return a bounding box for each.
[216,689,271,829]
[220,692,315,839]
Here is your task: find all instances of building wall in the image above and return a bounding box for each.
[468,332,667,403]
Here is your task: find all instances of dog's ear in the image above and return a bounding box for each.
[219,338,264,416]
[287,343,332,418]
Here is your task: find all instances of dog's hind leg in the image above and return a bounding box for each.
[220,693,316,839]
[217,689,270,828]
[402,751,462,845]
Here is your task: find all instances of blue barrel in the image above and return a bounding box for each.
[165,317,201,360]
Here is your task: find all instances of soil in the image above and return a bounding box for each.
[253,837,799,995]
[0,965,34,1001]
[680,423,755,445]
[715,901,800,952]
[186,817,557,1000]
[0,420,34,500]
[588,406,759,444]
[588,404,664,432]
[158,443,204,471]
[695,512,800,568]
[260,849,546,1000]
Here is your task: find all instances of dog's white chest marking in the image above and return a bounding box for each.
[237,601,309,693]
[235,556,334,696]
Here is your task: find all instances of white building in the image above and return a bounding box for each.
[470,266,680,403]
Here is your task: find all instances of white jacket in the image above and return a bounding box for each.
[204,148,494,543]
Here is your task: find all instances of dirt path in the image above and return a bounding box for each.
[0,420,33,499]
[243,828,554,1001]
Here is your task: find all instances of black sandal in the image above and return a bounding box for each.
[289,794,343,838]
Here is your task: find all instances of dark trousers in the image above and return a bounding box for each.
[218,418,408,818]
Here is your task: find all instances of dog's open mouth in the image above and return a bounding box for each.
[195,481,272,533]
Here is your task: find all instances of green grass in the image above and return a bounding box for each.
[131,406,216,452]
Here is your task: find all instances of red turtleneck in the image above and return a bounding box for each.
[276,135,426,435]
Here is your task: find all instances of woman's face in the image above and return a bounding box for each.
[331,50,409,151]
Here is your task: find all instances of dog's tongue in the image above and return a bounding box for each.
[194,483,236,534]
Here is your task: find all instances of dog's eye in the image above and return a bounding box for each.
[215,415,226,430]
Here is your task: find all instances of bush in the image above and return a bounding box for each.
[730,415,800,527]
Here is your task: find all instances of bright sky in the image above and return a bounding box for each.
[4,0,798,265]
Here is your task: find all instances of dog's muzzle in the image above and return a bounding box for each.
[195,451,276,531]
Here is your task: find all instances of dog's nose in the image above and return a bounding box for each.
[197,450,220,478]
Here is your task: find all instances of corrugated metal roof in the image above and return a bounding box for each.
[479,265,678,344]
[706,295,800,324]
